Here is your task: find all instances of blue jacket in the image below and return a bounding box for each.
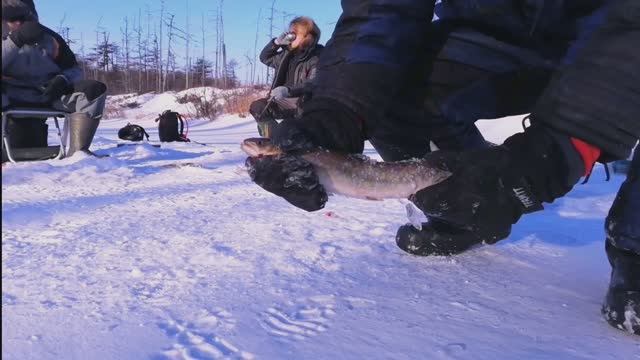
[335,0,608,68]
[294,0,638,160]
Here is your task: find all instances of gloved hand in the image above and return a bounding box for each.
[409,124,588,241]
[43,75,73,102]
[9,21,44,48]
[246,99,364,211]
[270,86,290,100]
[246,154,327,211]
[274,32,295,46]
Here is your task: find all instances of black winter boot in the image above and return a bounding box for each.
[396,218,511,256]
[602,242,640,335]
[65,112,100,157]
[601,149,639,335]
[396,124,585,256]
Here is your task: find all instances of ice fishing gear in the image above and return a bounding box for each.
[118,123,150,142]
[2,107,66,163]
[155,110,189,142]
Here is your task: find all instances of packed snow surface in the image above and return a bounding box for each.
[2,94,639,359]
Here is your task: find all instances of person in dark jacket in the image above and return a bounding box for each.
[249,16,323,138]
[247,0,639,334]
[2,0,107,157]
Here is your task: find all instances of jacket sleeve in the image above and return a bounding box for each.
[1,37,20,73]
[43,26,83,83]
[531,0,640,160]
[259,39,286,69]
[275,0,436,154]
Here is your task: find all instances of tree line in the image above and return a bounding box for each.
[57,0,294,95]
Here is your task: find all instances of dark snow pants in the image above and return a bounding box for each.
[606,149,640,258]
[249,97,299,137]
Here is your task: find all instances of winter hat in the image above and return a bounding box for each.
[2,0,38,21]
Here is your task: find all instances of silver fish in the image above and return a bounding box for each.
[241,138,451,200]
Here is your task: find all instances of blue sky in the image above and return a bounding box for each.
[37,0,342,82]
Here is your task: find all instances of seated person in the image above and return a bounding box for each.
[2,0,107,158]
[249,16,323,138]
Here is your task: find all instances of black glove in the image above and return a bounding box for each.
[9,21,44,48]
[43,75,73,101]
[272,98,365,154]
[246,98,363,212]
[246,155,328,212]
[410,124,585,239]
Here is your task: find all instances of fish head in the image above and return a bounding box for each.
[241,137,282,157]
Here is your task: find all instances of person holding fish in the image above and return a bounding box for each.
[242,0,639,334]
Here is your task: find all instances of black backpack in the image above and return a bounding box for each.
[155,110,189,142]
[118,123,150,142]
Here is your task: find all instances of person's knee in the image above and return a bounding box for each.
[72,80,107,102]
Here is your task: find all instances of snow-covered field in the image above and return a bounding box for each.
[2,94,639,359]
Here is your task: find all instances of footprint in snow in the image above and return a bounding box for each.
[259,295,337,341]
[439,342,468,359]
[156,308,253,360]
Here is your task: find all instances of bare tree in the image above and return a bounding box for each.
[185,0,191,90]
[163,13,175,91]
[219,0,227,88]
[57,13,74,45]
[210,6,219,81]
[266,0,276,84]
[222,42,228,88]
[134,8,145,93]
[201,13,206,87]
[120,16,131,93]
[158,0,165,92]
[214,1,222,81]
[162,13,190,91]
[252,8,262,85]
[244,53,254,85]
[145,5,153,90]
[79,32,87,78]
[46,1,248,95]
[150,31,161,92]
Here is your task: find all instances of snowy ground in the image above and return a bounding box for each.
[2,96,639,359]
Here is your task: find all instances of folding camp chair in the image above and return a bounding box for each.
[1,107,67,163]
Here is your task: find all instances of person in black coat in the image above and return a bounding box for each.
[249,16,323,138]
[248,0,640,334]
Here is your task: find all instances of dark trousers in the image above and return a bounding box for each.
[249,97,299,123]
[370,23,556,161]
[249,97,299,137]
[606,149,640,257]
